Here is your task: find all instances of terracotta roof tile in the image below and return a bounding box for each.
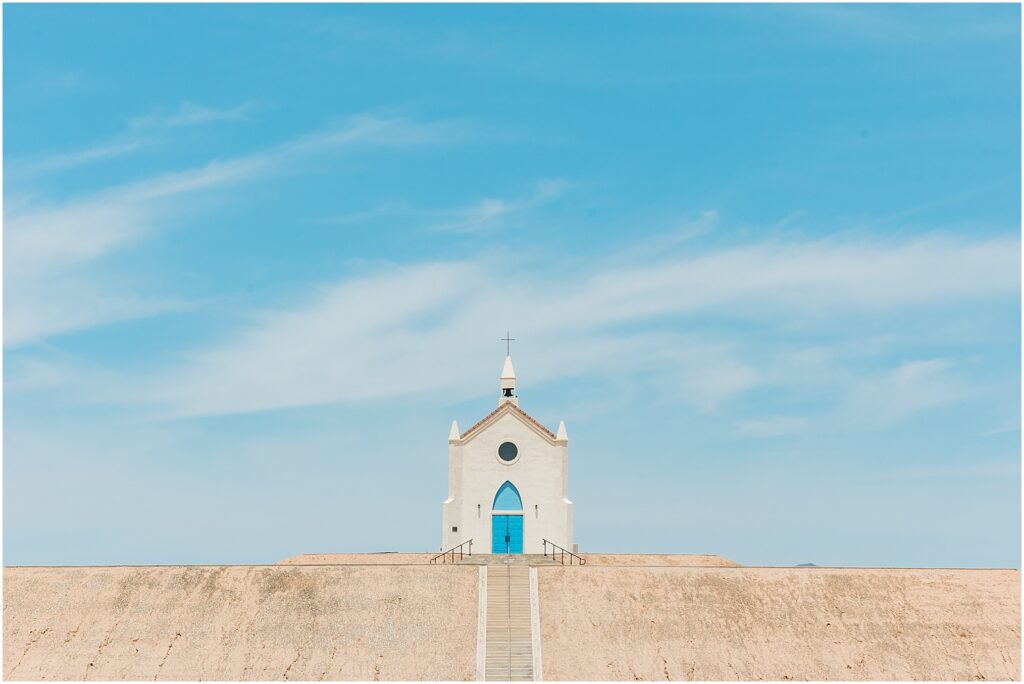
[460,404,504,438]
[460,401,556,441]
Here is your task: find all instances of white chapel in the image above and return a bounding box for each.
[441,354,573,554]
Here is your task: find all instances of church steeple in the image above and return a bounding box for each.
[500,355,518,406]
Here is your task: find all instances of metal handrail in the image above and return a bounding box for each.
[542,538,586,565]
[430,539,473,564]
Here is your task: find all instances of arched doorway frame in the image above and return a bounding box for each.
[491,481,524,553]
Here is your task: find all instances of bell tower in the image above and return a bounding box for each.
[499,331,518,406]
[500,355,518,406]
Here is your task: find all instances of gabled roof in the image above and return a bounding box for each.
[459,400,557,443]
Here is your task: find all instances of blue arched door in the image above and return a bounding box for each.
[491,481,524,554]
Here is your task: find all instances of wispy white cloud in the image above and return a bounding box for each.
[779,5,1017,45]
[432,178,569,233]
[4,112,465,347]
[11,139,149,177]
[880,459,1019,481]
[9,102,255,179]
[314,177,566,232]
[737,416,808,438]
[981,421,1020,437]
[4,196,183,345]
[839,358,973,427]
[128,102,253,130]
[737,356,984,438]
[113,231,1018,417]
[611,210,720,263]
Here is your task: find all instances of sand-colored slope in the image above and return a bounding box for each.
[4,564,477,681]
[277,553,435,565]
[581,554,740,567]
[538,566,1021,680]
[7,560,1021,681]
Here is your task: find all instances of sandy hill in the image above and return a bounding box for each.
[4,554,1019,681]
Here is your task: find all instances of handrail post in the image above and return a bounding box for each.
[431,538,473,565]
[540,538,585,566]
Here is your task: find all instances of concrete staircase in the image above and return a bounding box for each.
[484,562,534,681]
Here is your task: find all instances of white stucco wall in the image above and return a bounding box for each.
[442,405,572,554]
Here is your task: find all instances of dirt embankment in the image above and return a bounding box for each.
[581,554,740,567]
[4,564,477,681]
[538,566,1021,681]
[7,559,1020,681]
[276,553,435,565]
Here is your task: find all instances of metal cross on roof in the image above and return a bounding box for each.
[501,331,515,356]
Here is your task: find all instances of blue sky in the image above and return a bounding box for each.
[3,3,1020,567]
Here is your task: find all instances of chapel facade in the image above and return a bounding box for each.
[441,355,573,554]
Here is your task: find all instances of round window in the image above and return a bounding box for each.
[498,442,519,462]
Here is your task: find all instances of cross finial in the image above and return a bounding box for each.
[501,331,515,357]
